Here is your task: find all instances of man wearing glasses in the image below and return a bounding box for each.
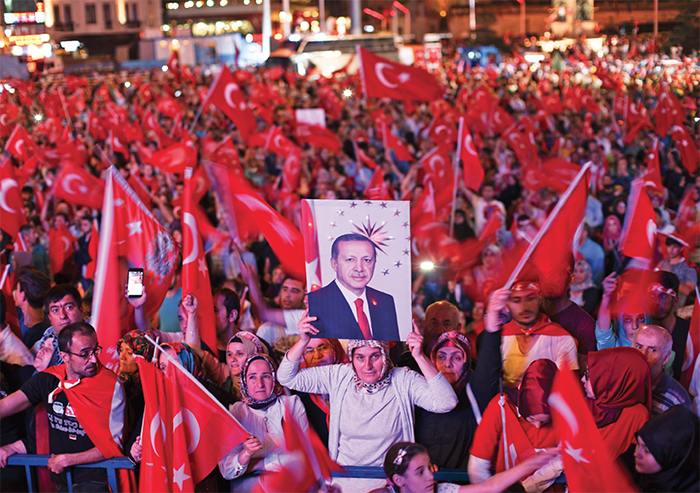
[31,285,84,371]
[0,323,126,492]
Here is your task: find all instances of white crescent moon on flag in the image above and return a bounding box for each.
[63,174,83,195]
[224,83,239,109]
[0,178,19,213]
[375,63,400,89]
[273,135,286,151]
[548,392,579,436]
[182,212,199,265]
[149,411,166,457]
[173,408,201,455]
[646,219,657,246]
[428,154,444,171]
[14,139,24,156]
[0,114,8,126]
[464,135,478,156]
[62,236,71,252]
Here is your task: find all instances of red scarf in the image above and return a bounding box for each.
[501,313,571,337]
[43,364,125,459]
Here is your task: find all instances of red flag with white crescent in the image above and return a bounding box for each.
[671,124,699,174]
[145,141,198,175]
[49,224,76,275]
[203,65,256,139]
[282,147,302,193]
[642,139,663,191]
[183,167,217,354]
[301,200,322,292]
[679,295,699,391]
[4,124,38,162]
[459,123,484,192]
[0,154,28,240]
[618,179,657,262]
[92,167,179,357]
[548,361,638,493]
[365,168,392,200]
[53,160,105,210]
[166,51,182,84]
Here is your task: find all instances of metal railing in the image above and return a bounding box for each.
[7,455,134,493]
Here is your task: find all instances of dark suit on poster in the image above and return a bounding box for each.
[308,280,400,341]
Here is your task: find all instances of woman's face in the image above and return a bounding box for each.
[303,339,336,368]
[352,347,383,384]
[226,342,248,377]
[606,217,619,235]
[394,453,435,493]
[615,201,627,215]
[525,413,551,429]
[119,344,137,374]
[581,369,595,399]
[622,312,647,341]
[433,347,466,385]
[245,359,274,401]
[634,436,662,474]
[573,264,587,284]
[157,347,178,373]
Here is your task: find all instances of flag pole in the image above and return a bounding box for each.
[449,117,465,237]
[355,45,368,106]
[143,334,250,433]
[503,161,592,289]
[188,65,224,134]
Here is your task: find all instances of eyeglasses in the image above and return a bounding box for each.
[583,370,589,381]
[65,345,102,360]
[304,344,332,356]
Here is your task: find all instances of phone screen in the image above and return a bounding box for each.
[127,269,144,298]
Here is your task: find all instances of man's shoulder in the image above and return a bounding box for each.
[657,373,691,402]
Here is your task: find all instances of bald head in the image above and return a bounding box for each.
[633,325,673,381]
[424,301,461,352]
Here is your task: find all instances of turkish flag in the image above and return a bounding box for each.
[383,122,414,162]
[253,399,342,493]
[103,102,128,128]
[459,123,484,192]
[581,91,600,114]
[353,141,379,170]
[203,65,256,139]
[653,87,675,137]
[487,105,515,135]
[282,147,302,192]
[427,117,457,148]
[0,154,27,239]
[301,200,323,291]
[145,142,198,175]
[671,125,699,173]
[319,86,343,121]
[126,173,154,216]
[295,123,342,154]
[522,157,582,195]
[627,99,649,127]
[156,95,184,120]
[0,104,18,137]
[92,167,179,358]
[138,83,154,103]
[510,165,590,283]
[110,130,130,158]
[469,84,498,113]
[410,181,437,229]
[365,168,392,200]
[548,361,637,493]
[419,147,453,216]
[85,220,99,280]
[209,136,243,173]
[37,139,89,169]
[358,46,444,102]
[612,93,628,116]
[166,50,182,84]
[5,124,38,163]
[87,110,108,141]
[53,160,105,210]
[183,167,217,353]
[49,224,76,275]
[618,179,657,261]
[266,125,300,157]
[642,139,664,191]
[202,160,305,281]
[540,94,563,115]
[502,122,539,168]
[137,357,248,493]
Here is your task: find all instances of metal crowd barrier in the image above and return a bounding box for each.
[6,454,134,493]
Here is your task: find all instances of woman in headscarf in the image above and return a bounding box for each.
[415,327,502,470]
[297,338,347,447]
[601,215,622,274]
[595,272,651,349]
[278,311,457,470]
[117,330,155,417]
[582,347,652,459]
[197,331,268,406]
[218,354,309,491]
[633,405,699,492]
[473,245,504,295]
[568,260,600,315]
[468,360,563,493]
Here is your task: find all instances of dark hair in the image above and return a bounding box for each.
[14,268,51,309]
[383,442,429,484]
[658,271,680,295]
[58,322,96,352]
[19,225,33,236]
[213,287,240,323]
[330,233,376,261]
[44,285,82,316]
[666,236,682,248]
[0,291,6,325]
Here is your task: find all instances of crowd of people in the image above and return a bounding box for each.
[0,35,699,493]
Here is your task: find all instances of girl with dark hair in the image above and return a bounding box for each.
[371,442,557,493]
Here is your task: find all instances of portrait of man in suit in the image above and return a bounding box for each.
[308,233,400,340]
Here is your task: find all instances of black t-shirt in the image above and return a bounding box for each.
[671,317,691,381]
[22,318,51,352]
[20,372,106,486]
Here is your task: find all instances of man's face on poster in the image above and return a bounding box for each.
[331,240,376,296]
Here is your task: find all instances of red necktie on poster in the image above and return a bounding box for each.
[355,298,371,339]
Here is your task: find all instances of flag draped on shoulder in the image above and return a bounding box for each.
[92,167,179,357]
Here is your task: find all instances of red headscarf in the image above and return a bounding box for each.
[586,347,652,428]
[518,359,558,418]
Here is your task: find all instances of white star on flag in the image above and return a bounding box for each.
[173,464,191,490]
[564,440,590,464]
[127,220,143,236]
[198,258,208,275]
[114,198,125,207]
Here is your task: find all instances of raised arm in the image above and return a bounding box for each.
[463,449,560,493]
[239,260,286,326]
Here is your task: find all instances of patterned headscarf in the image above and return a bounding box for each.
[347,340,394,394]
[431,331,472,395]
[239,354,282,410]
[117,330,156,388]
[160,342,204,382]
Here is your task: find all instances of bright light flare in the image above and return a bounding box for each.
[342,88,353,98]
[420,261,435,271]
